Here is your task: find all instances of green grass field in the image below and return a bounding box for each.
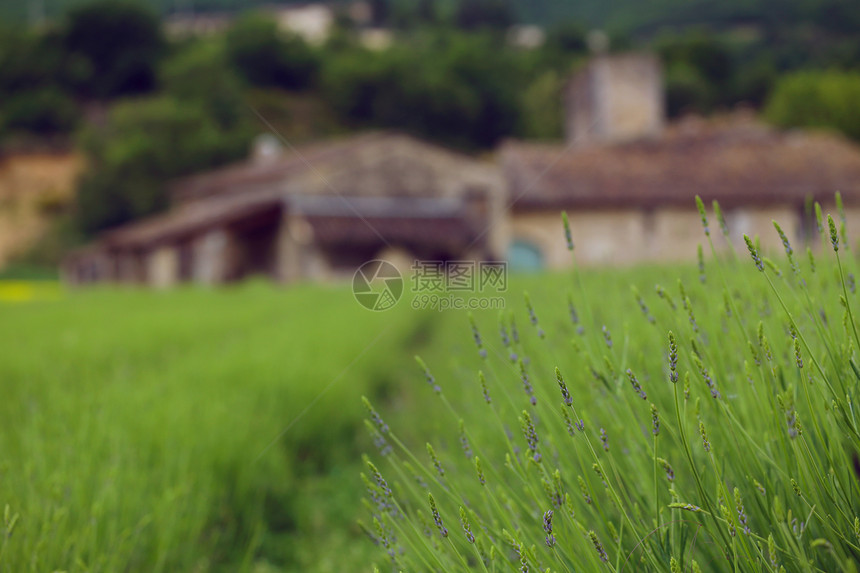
[2,206,860,572]
[0,280,439,571]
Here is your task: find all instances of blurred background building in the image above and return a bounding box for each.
[63,133,504,286]
[62,51,860,286]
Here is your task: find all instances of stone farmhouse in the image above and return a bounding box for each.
[63,133,504,287]
[63,53,860,286]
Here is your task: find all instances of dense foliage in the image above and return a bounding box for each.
[361,198,860,571]
[62,1,165,98]
[765,70,860,142]
[225,13,319,90]
[320,31,524,149]
[4,0,860,146]
[0,2,164,135]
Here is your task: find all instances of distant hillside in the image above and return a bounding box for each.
[3,0,856,34]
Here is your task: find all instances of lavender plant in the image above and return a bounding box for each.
[361,196,860,572]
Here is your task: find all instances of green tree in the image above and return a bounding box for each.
[455,0,514,30]
[416,0,440,25]
[519,70,563,139]
[161,39,247,130]
[369,0,391,26]
[664,62,712,116]
[0,29,87,136]
[1,87,78,134]
[545,21,587,54]
[657,30,736,114]
[0,29,84,94]
[76,96,253,235]
[438,33,520,146]
[731,56,777,106]
[62,1,164,98]
[225,13,318,90]
[320,47,401,123]
[765,70,860,141]
[320,32,521,148]
[535,21,587,73]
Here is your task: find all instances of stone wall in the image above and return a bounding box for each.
[147,246,179,289]
[510,210,647,267]
[507,204,814,268]
[565,53,665,145]
[191,229,232,284]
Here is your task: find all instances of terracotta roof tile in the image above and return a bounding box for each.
[501,117,860,211]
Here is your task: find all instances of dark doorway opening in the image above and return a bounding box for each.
[228,208,282,281]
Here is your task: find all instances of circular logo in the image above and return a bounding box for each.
[352,260,403,311]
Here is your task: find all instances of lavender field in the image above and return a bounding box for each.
[2,203,859,572]
[361,204,860,572]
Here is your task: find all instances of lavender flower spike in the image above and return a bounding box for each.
[626,368,647,400]
[362,396,389,434]
[415,355,441,394]
[543,510,556,548]
[555,367,572,406]
[428,493,448,538]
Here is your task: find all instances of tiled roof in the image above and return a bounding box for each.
[169,131,494,203]
[99,192,283,249]
[501,115,860,211]
[168,132,387,203]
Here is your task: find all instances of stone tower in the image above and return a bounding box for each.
[565,53,665,145]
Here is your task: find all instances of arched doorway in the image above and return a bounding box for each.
[506,239,545,272]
